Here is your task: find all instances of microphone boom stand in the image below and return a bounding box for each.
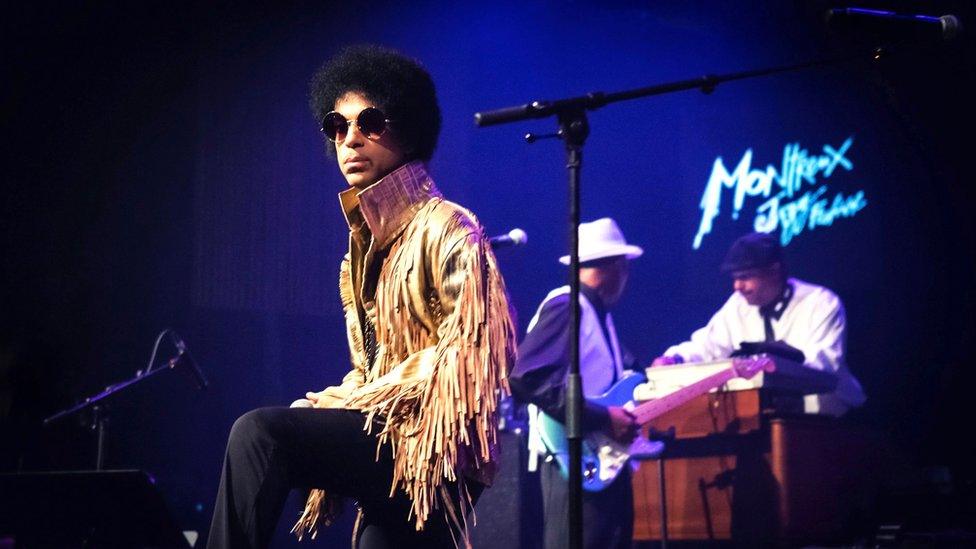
[43,348,196,470]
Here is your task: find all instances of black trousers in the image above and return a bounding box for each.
[207,407,478,549]
[540,459,633,549]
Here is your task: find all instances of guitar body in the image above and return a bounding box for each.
[588,370,648,409]
[535,357,772,492]
[537,372,660,492]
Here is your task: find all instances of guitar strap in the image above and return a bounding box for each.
[604,313,624,384]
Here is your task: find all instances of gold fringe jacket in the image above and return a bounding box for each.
[294,161,517,539]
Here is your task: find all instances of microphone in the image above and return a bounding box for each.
[169,332,209,391]
[826,8,962,41]
[489,228,528,249]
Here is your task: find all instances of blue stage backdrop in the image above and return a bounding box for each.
[3,1,974,544]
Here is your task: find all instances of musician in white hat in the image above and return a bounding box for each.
[509,217,643,549]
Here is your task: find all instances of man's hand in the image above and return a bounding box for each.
[607,406,639,444]
[651,354,683,367]
[305,390,340,409]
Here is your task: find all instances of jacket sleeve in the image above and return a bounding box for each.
[664,295,738,362]
[508,295,611,434]
[312,368,365,408]
[796,291,845,374]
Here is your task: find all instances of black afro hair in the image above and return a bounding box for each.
[309,44,441,162]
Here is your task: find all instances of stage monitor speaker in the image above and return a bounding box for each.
[469,430,544,549]
[0,469,191,548]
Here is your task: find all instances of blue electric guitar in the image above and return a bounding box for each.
[537,356,774,492]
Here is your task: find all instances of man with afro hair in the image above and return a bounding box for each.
[207,45,517,549]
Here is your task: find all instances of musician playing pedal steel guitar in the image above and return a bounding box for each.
[652,232,866,416]
[207,45,517,549]
[509,217,643,549]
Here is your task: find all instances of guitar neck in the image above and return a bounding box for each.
[631,365,738,426]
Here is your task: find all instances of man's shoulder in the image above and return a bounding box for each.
[538,286,600,309]
[423,197,478,224]
[540,286,572,308]
[414,198,483,237]
[533,286,601,319]
[791,278,841,302]
[790,278,843,315]
[525,288,572,333]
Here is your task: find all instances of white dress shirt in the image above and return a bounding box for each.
[665,278,867,415]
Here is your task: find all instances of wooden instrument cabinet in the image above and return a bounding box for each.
[632,389,882,546]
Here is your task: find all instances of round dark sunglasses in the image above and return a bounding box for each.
[321,107,394,142]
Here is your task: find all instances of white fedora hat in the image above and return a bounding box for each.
[558,217,643,265]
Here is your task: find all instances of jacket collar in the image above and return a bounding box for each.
[338,161,442,248]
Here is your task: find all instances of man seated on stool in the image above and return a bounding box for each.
[652,232,866,416]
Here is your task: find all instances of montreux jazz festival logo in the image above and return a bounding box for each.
[692,136,866,249]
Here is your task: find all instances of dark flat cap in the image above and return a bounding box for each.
[720,232,782,273]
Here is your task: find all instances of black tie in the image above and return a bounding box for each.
[759,282,794,342]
